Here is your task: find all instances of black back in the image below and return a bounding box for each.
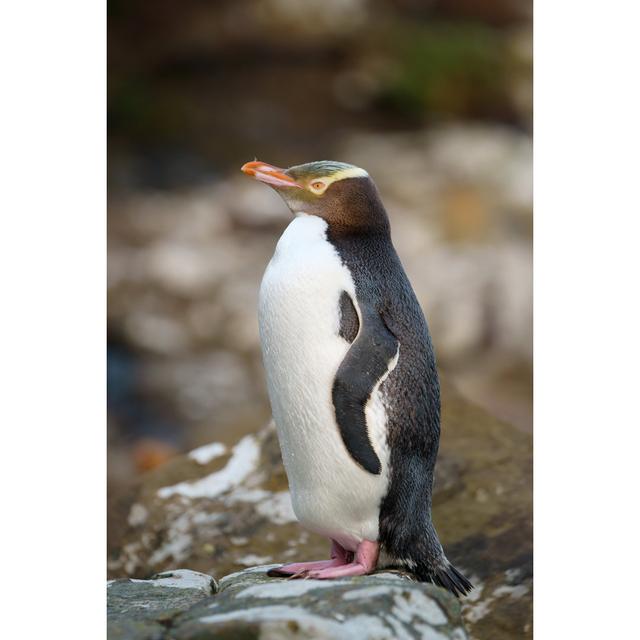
[325,177,472,596]
[328,222,441,533]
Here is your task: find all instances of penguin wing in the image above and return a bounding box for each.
[333,293,398,475]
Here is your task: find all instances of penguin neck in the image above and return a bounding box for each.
[326,219,391,246]
[324,188,391,240]
[325,212,395,264]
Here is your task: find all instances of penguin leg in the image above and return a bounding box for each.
[266,539,352,577]
[305,540,379,579]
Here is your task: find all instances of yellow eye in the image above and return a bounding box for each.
[310,180,326,192]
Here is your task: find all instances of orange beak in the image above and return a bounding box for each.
[241,160,302,189]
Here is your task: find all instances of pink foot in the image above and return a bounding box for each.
[307,540,379,579]
[267,558,342,577]
[267,540,351,577]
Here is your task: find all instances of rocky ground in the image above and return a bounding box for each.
[108,384,532,640]
[108,567,468,639]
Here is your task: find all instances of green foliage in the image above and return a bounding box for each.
[378,22,510,119]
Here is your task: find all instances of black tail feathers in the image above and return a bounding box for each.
[428,561,473,598]
[381,554,473,597]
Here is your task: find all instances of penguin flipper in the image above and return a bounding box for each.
[332,294,398,475]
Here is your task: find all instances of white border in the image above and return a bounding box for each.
[535,1,640,636]
[0,2,106,638]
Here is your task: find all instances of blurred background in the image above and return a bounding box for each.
[108,0,532,504]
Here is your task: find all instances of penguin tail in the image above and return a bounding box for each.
[405,557,473,598]
[429,560,473,598]
[378,456,473,597]
[380,551,473,598]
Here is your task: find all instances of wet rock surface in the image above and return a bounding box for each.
[108,567,467,640]
[108,385,532,640]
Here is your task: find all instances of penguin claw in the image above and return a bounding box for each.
[266,566,315,579]
[266,567,290,578]
[288,570,309,580]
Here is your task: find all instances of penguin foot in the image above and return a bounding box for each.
[267,539,352,578]
[306,540,379,579]
[266,558,345,577]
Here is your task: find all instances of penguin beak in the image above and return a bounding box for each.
[241,160,302,189]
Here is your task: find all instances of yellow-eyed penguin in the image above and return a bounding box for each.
[241,159,472,597]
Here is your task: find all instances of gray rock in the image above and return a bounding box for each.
[107,567,468,640]
[107,570,217,640]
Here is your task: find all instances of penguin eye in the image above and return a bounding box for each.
[310,180,326,193]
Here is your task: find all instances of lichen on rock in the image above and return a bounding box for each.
[108,566,469,640]
[107,569,217,640]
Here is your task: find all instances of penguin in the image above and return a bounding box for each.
[241,159,472,597]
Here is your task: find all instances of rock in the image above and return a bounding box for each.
[108,566,468,640]
[107,569,217,640]
[108,385,532,640]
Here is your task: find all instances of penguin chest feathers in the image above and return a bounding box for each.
[258,214,391,550]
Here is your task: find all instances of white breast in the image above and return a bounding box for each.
[258,214,390,550]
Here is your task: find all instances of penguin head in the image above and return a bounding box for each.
[241,159,389,231]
